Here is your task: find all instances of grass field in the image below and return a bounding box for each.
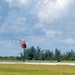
[0,64,75,75]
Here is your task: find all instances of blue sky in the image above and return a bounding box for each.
[0,0,75,56]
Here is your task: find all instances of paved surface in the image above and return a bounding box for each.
[0,62,75,66]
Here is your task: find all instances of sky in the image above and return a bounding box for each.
[0,0,75,56]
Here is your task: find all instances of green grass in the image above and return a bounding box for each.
[0,64,75,75]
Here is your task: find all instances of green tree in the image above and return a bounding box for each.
[50,51,54,60]
[27,46,36,60]
[55,48,61,62]
[36,46,41,60]
[44,50,51,60]
[20,49,26,62]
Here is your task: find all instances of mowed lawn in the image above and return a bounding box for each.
[0,64,75,75]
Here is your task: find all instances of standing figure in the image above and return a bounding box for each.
[20,40,26,48]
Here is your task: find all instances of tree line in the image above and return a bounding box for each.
[20,46,75,62]
[0,46,75,62]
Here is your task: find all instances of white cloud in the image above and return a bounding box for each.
[10,18,27,32]
[6,0,28,7]
[44,29,62,37]
[33,23,46,29]
[6,0,13,6]
[0,17,27,35]
[73,11,75,17]
[19,0,27,5]
[6,0,12,3]
[37,0,72,23]
[62,38,75,44]
[0,28,6,34]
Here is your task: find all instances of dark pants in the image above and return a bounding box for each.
[21,44,26,48]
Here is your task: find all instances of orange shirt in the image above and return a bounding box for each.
[21,41,26,45]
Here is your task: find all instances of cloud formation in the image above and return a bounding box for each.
[62,38,75,44]
[6,0,29,8]
[37,0,73,23]
[43,29,62,37]
[0,0,75,56]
